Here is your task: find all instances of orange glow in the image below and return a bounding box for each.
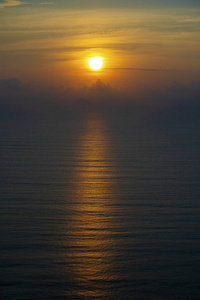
[1,7,199,95]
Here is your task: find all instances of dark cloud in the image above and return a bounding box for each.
[137,80,200,110]
[0,78,23,90]
[166,80,200,102]
[75,79,119,107]
[152,80,200,128]
[0,77,200,120]
[84,79,112,93]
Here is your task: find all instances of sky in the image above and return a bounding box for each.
[0,0,200,111]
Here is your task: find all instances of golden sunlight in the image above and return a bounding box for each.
[88,57,103,71]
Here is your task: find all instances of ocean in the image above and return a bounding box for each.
[1,107,200,299]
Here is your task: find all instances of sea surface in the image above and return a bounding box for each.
[1,107,200,300]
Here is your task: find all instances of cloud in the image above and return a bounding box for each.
[151,80,200,128]
[86,79,113,93]
[138,80,200,109]
[38,2,53,5]
[0,0,51,9]
[36,0,200,9]
[0,78,121,118]
[0,0,25,9]
[112,68,170,72]
[166,80,200,101]
[75,79,118,107]
[0,1,52,12]
[0,78,24,90]
[1,77,200,120]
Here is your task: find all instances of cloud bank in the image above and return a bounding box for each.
[0,77,200,119]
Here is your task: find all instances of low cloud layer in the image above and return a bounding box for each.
[0,78,25,90]
[0,77,200,119]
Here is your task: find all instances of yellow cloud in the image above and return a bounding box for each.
[0,0,25,9]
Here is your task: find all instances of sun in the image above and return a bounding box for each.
[88,56,103,71]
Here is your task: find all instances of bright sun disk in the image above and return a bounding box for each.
[88,56,103,71]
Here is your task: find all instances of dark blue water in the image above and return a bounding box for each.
[1,108,200,299]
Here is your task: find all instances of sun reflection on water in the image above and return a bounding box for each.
[62,112,119,299]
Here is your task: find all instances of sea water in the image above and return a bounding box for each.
[0,107,200,299]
